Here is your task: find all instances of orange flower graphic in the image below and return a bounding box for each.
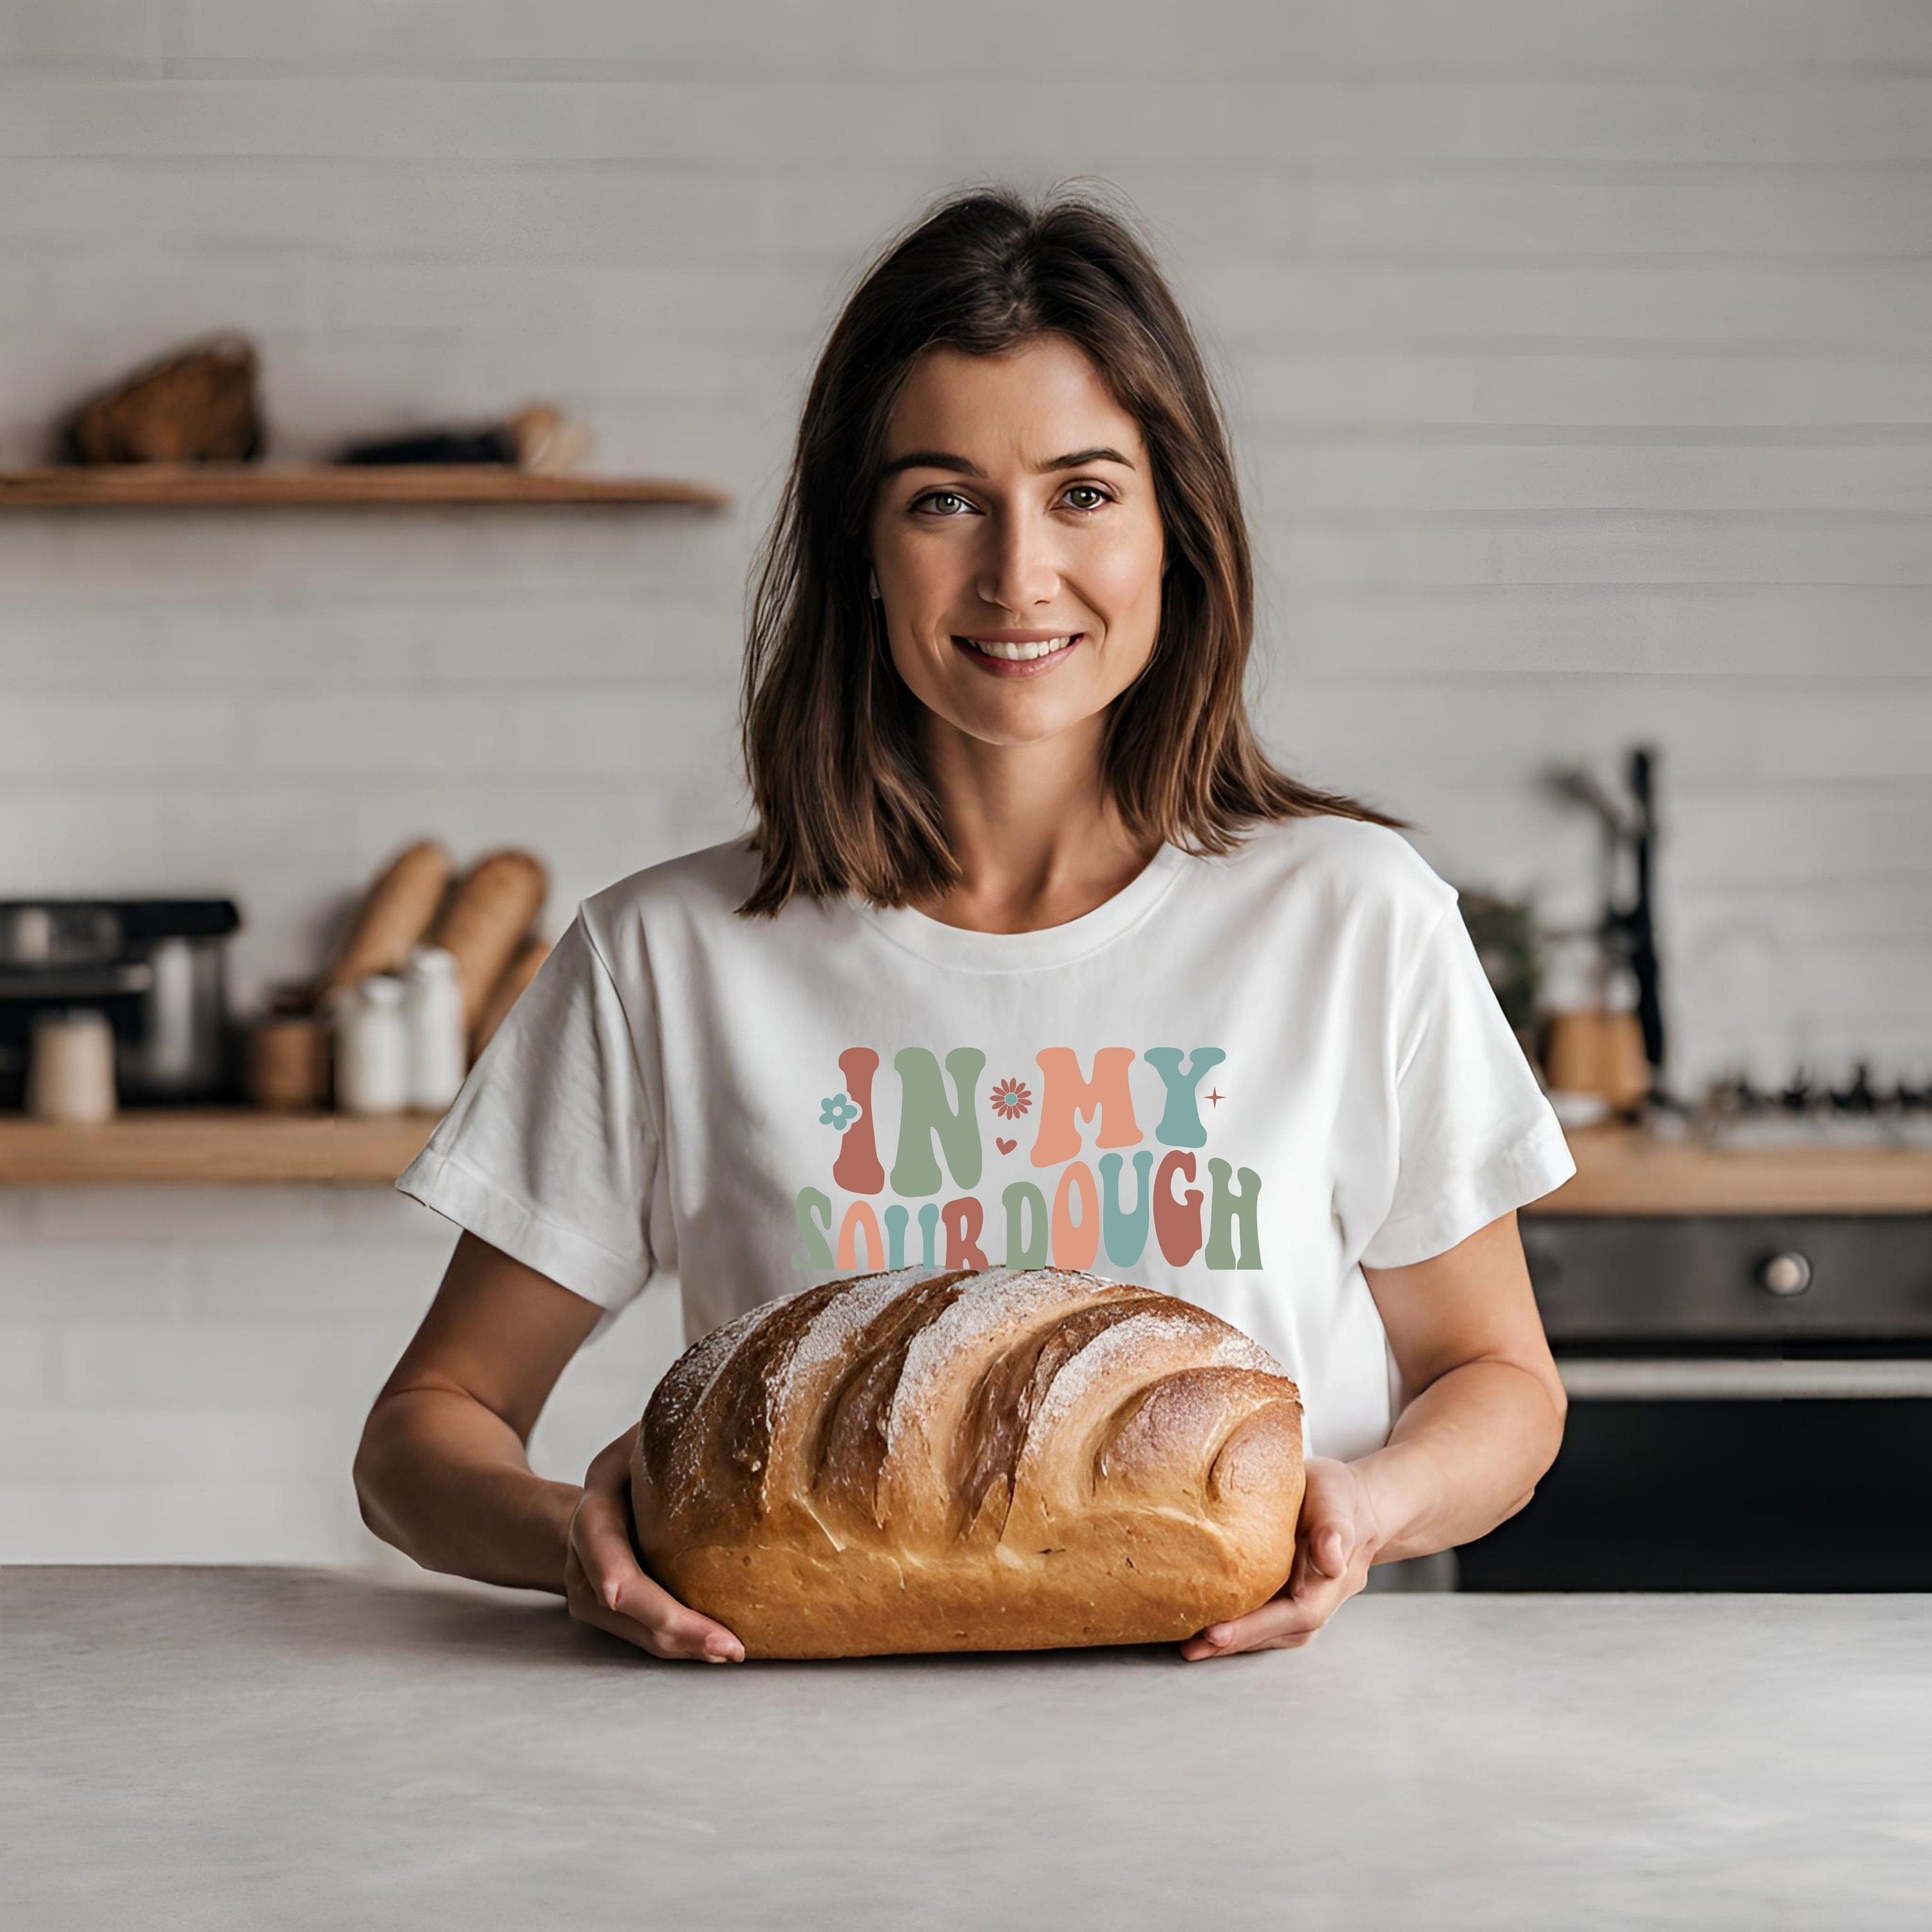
[989,1077,1032,1121]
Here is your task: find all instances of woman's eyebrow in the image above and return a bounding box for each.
[879,446,1135,480]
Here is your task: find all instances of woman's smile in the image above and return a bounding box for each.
[952,629,1085,675]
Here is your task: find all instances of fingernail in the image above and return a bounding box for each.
[1205,1624,1233,1645]
[603,1582,622,1613]
[705,1637,743,1662]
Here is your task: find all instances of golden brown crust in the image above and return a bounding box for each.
[630,1265,1305,1658]
[317,838,453,1002]
[428,849,547,1030]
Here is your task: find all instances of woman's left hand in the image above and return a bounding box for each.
[1179,1455,1383,1661]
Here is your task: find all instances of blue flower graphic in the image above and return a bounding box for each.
[820,1092,862,1131]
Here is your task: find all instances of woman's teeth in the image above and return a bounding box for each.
[960,635,1076,661]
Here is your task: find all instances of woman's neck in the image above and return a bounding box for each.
[908,714,1163,934]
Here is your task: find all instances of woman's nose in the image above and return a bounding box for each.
[976,510,1062,614]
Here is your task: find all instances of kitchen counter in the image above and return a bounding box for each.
[5,1111,1932,1211]
[6,1568,1927,1929]
[1532,1122,1932,1215]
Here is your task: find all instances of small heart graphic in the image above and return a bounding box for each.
[996,1137,1016,1155]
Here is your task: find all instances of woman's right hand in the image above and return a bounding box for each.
[564,1428,746,1662]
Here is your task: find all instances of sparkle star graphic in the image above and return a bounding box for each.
[1206,1088,1225,1107]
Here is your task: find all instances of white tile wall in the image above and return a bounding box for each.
[3,2,1928,1564]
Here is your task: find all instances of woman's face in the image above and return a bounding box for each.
[866,334,1166,752]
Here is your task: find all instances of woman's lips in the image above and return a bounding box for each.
[952,633,1083,678]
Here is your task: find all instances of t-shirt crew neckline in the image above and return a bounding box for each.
[849,840,1193,972]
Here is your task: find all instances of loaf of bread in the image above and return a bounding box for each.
[428,849,547,1032]
[630,1265,1305,1659]
[315,838,451,1007]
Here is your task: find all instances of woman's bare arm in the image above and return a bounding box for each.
[352,1231,601,1593]
[1354,1207,1568,1562]
[353,1231,744,1660]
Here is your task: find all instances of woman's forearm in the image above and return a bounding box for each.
[353,1386,583,1595]
[1351,1358,1566,1566]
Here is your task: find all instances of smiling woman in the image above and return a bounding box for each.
[735,187,1401,924]
[361,185,1576,1667]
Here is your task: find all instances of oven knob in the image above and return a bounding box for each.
[1757,1251,1813,1297]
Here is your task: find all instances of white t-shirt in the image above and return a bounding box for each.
[396,815,1574,1462]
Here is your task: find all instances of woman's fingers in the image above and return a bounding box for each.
[571,1475,650,1616]
[564,1432,746,1662]
[1180,1463,1370,1660]
[1178,1578,1337,1660]
[569,1563,744,1662]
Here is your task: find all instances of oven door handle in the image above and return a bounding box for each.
[1558,1357,1932,1400]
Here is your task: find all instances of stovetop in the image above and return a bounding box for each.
[1684,1063,1932,1150]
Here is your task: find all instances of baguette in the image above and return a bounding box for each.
[631,1265,1305,1659]
[316,838,451,1005]
[428,849,547,1032]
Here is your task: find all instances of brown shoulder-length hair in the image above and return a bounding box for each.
[736,182,1407,917]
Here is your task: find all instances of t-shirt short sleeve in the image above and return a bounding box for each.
[395,910,659,1311]
[1357,895,1577,1271]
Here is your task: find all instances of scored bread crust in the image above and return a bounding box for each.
[629,1265,1306,1658]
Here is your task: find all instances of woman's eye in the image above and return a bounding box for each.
[908,483,1113,514]
[916,491,972,516]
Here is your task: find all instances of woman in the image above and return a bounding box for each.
[355,186,1574,1665]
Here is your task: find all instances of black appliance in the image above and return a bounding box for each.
[1456,1204,1932,1591]
[0,898,242,1108]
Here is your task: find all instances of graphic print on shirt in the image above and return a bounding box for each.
[794,1046,1262,1275]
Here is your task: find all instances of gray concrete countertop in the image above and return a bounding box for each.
[5,1567,1927,1930]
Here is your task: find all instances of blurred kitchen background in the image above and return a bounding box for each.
[1,4,1927,1578]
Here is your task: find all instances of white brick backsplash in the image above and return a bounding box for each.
[0,1408,357,1482]
[1262,678,1932,788]
[1281,514,1932,589]
[178,1237,453,1320]
[10,74,1927,168]
[73,1,1927,80]
[5,3,1930,1566]
[0,1479,371,1565]
[1301,169,1932,260]
[242,690,515,779]
[18,1184,376,1242]
[1242,354,1932,430]
[1205,260,1932,353]
[55,1318,422,1409]
[1268,587,1932,680]
[0,694,244,777]
[0,1242,185,1318]
[0,1325,57,1405]
[1253,441,1932,518]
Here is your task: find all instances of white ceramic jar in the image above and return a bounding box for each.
[334,974,409,1115]
[401,944,468,1110]
[26,1009,118,1124]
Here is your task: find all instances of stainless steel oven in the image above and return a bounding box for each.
[1451,1213,1932,1591]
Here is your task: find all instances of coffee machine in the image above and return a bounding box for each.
[0,898,242,1108]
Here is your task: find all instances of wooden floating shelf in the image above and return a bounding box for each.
[0,1108,438,1185]
[1,1112,1929,1209]
[0,464,730,509]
